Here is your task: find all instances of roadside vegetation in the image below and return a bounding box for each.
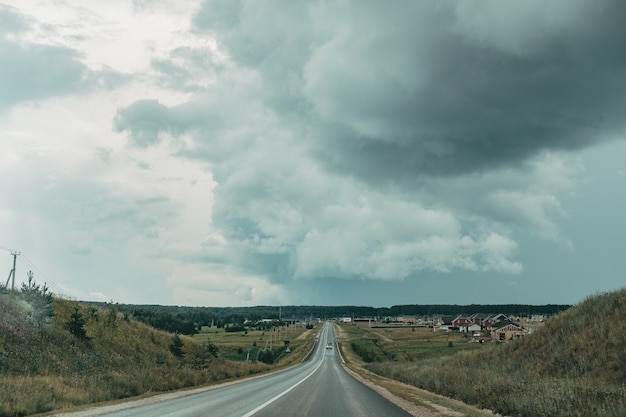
[340,289,626,417]
[0,283,315,417]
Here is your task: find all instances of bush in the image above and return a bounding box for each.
[169,334,185,357]
[66,307,89,340]
[258,349,274,364]
[351,340,385,363]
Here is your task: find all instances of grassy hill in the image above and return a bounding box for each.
[0,287,276,417]
[367,289,626,417]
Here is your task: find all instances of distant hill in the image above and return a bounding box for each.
[370,289,626,417]
[0,286,271,417]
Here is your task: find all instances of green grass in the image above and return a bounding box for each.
[341,323,485,363]
[349,289,626,417]
[192,324,314,366]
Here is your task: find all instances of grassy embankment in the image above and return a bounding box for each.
[340,289,626,417]
[0,290,316,417]
[336,322,496,417]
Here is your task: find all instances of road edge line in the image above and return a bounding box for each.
[241,351,324,417]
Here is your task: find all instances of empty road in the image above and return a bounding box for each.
[63,323,412,417]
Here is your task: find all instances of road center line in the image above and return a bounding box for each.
[241,349,325,417]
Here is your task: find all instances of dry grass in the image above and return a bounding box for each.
[334,324,496,417]
[192,323,313,367]
[338,290,626,417]
[0,296,317,417]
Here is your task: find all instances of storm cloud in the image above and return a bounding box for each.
[4,0,625,306]
[113,0,626,288]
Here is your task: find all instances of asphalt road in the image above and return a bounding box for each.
[80,323,412,417]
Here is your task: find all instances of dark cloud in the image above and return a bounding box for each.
[301,1,626,180]
[114,1,625,286]
[189,0,626,181]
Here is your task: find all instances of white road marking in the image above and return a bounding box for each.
[241,335,326,417]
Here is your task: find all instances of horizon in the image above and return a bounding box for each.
[81,297,573,313]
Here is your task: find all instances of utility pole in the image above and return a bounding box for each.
[5,251,20,290]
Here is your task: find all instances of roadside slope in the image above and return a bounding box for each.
[1,292,271,416]
[358,290,626,417]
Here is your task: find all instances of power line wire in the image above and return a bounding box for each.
[1,245,70,297]
[16,253,69,297]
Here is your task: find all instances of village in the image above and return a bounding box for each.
[337,312,548,343]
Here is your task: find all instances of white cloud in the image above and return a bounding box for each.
[166,263,289,306]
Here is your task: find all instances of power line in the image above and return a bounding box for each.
[18,253,68,296]
[4,251,20,290]
[0,246,68,297]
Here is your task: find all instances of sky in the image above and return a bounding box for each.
[1,0,625,308]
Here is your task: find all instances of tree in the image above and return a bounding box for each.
[169,333,185,357]
[66,307,88,340]
[259,349,274,364]
[19,272,53,328]
[205,340,219,357]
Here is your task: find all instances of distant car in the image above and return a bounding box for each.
[326,343,333,349]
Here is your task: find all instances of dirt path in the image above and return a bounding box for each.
[294,327,314,340]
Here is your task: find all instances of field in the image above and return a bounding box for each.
[334,323,496,417]
[337,323,487,363]
[193,323,316,368]
[337,290,626,417]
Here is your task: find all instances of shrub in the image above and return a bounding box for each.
[66,307,89,340]
[258,349,274,364]
[169,334,185,357]
[351,340,385,363]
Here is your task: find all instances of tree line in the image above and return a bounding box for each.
[84,302,571,335]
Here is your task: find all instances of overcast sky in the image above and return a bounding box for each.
[1,0,625,307]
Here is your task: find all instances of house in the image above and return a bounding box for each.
[354,317,375,325]
[434,315,456,326]
[481,313,509,329]
[399,315,418,325]
[491,321,528,342]
[466,323,482,333]
[469,313,490,327]
[452,315,473,329]
[453,315,485,332]
[433,315,456,332]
